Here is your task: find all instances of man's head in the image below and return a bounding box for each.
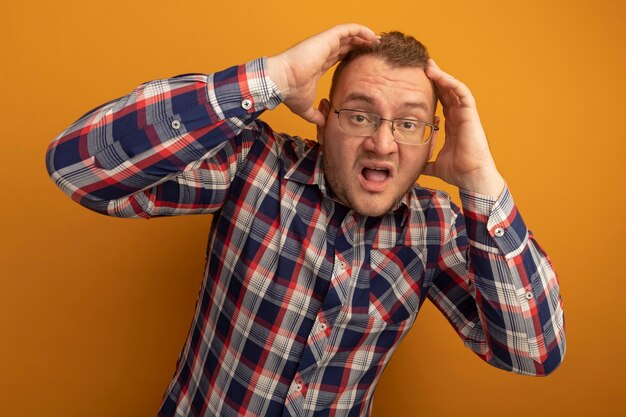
[317,31,439,217]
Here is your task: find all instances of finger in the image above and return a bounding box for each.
[346,33,378,48]
[426,59,476,108]
[323,51,343,72]
[427,61,462,109]
[331,23,377,43]
[333,24,378,51]
[337,34,377,57]
[313,24,377,70]
[299,107,326,127]
[437,85,462,109]
[325,30,378,69]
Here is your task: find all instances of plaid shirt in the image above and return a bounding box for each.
[46,58,565,417]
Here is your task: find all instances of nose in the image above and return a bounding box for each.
[363,119,398,155]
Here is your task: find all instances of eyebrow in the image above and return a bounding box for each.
[341,93,432,114]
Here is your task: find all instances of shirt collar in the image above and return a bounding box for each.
[284,142,327,191]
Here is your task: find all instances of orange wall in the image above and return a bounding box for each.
[1,0,624,416]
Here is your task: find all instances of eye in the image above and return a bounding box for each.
[396,119,421,132]
[349,112,373,125]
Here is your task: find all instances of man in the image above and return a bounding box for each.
[46,24,565,417]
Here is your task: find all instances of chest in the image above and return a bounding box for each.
[212,163,445,327]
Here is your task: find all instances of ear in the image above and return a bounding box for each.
[316,99,332,145]
[428,116,440,159]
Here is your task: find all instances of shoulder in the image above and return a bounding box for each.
[410,185,461,216]
[243,120,319,163]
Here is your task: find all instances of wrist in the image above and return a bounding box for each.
[266,55,293,100]
[459,170,505,198]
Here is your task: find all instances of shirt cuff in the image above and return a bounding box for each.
[207,57,283,120]
[460,186,529,259]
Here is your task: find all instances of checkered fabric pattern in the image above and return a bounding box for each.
[46,58,565,417]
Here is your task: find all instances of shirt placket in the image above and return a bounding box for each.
[283,203,366,416]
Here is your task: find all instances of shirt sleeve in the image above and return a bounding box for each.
[427,186,566,376]
[45,58,283,218]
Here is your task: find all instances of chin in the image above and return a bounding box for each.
[327,177,404,217]
[349,196,397,218]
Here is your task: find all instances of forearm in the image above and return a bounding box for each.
[431,188,565,375]
[46,58,282,215]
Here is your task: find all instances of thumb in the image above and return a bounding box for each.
[422,161,437,178]
[299,107,326,127]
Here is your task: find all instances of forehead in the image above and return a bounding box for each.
[333,55,435,115]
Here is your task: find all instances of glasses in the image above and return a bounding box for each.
[332,106,438,145]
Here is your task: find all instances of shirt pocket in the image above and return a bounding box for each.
[369,246,427,324]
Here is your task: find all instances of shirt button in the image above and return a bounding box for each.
[241,99,252,110]
[294,383,303,392]
[171,120,181,129]
[525,291,534,300]
[319,322,327,332]
[494,227,505,237]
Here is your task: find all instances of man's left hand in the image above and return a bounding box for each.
[423,59,505,197]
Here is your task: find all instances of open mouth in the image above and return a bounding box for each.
[362,167,390,182]
[359,167,391,192]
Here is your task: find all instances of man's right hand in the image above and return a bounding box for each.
[267,24,378,126]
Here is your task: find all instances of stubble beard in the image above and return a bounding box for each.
[322,153,412,218]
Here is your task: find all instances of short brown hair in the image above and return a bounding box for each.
[329,31,431,101]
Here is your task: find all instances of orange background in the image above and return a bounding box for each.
[1,0,624,416]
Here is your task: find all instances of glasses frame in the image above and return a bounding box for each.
[332,105,439,145]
